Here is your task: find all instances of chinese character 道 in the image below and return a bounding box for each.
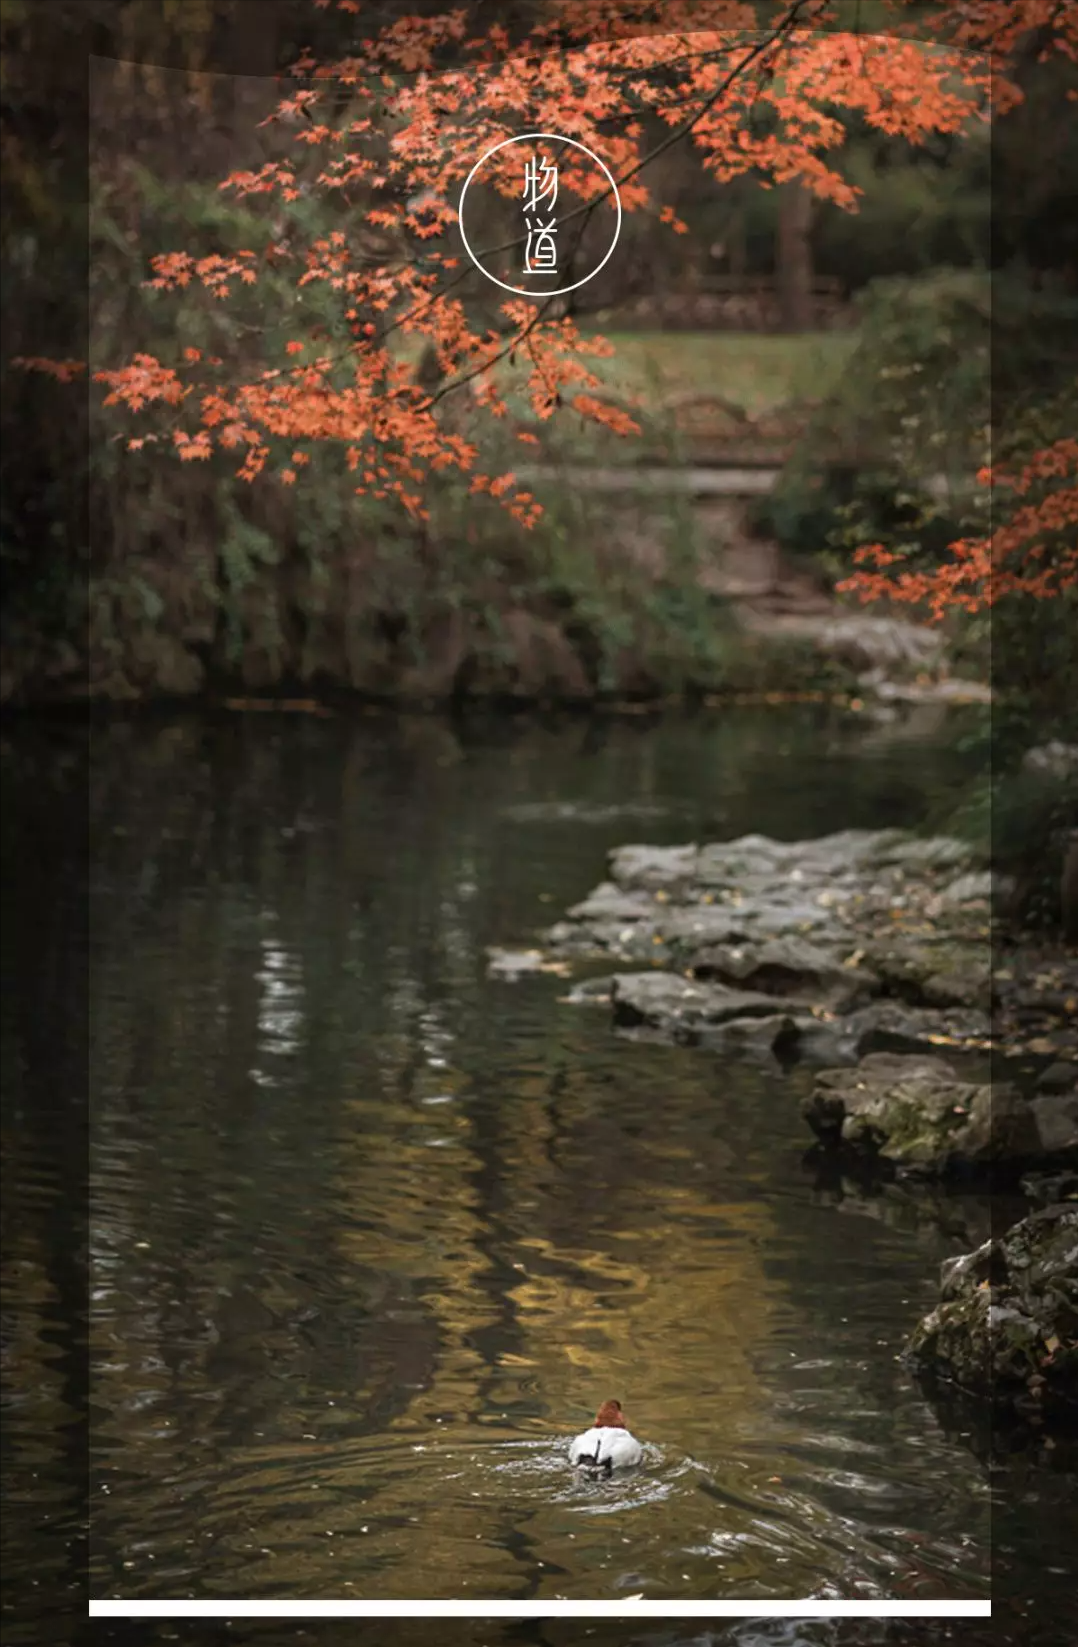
[522,153,558,274]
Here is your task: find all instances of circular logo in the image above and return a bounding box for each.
[457,132,622,299]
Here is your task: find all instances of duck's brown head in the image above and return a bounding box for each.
[595,1398,626,1428]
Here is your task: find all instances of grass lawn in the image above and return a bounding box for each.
[395,329,858,417]
[576,329,859,415]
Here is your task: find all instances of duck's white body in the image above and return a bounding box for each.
[569,1424,643,1470]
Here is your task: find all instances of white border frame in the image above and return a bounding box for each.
[91,1602,991,1618]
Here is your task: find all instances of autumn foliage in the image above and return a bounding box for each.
[16,0,1078,614]
[837,433,1078,618]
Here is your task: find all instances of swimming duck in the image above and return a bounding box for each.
[568,1399,643,1472]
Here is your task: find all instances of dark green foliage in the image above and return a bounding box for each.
[755,266,1077,582]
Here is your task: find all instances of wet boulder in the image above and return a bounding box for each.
[814,614,946,676]
[866,832,977,872]
[904,1204,1078,1421]
[802,1051,1047,1177]
[565,882,656,923]
[695,834,802,886]
[485,947,549,978]
[1029,1091,1078,1158]
[608,843,699,892]
[841,1000,993,1056]
[937,871,997,907]
[542,916,658,959]
[1036,1060,1078,1097]
[650,905,754,950]
[688,935,877,1011]
[609,972,798,1035]
[861,935,993,1012]
[1021,1168,1078,1207]
[691,1012,802,1057]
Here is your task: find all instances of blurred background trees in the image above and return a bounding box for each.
[2,0,1075,796]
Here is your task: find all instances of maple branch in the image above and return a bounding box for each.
[415,290,560,412]
[359,0,821,373]
[465,0,824,265]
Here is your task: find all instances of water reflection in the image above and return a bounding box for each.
[0,708,1064,1619]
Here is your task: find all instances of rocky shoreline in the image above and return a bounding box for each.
[490,822,1077,1440]
[491,824,1075,1068]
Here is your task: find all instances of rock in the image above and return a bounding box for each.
[1021,1169,1078,1208]
[565,882,655,922]
[688,935,877,1010]
[565,975,618,1003]
[725,900,837,938]
[802,1052,1045,1177]
[486,947,549,978]
[814,615,946,675]
[862,936,993,1011]
[805,1051,952,1137]
[785,1015,864,1066]
[542,918,649,958]
[863,674,993,706]
[695,828,907,883]
[1037,1060,1078,1096]
[650,906,753,948]
[695,835,801,885]
[484,948,576,980]
[608,843,699,891]
[692,1013,800,1056]
[904,1204,1078,1420]
[939,871,996,905]
[514,825,1058,1070]
[1022,742,1078,780]
[870,835,976,871]
[842,1000,993,1055]
[610,972,796,1034]
[1029,1093,1078,1160]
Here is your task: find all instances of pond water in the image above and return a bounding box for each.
[0,705,1073,1631]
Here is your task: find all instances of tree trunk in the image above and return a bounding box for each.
[776,181,815,332]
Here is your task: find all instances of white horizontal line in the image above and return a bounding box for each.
[90,1601,992,1618]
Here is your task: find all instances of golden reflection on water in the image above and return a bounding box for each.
[134,1036,806,1602]
[72,714,1003,1601]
